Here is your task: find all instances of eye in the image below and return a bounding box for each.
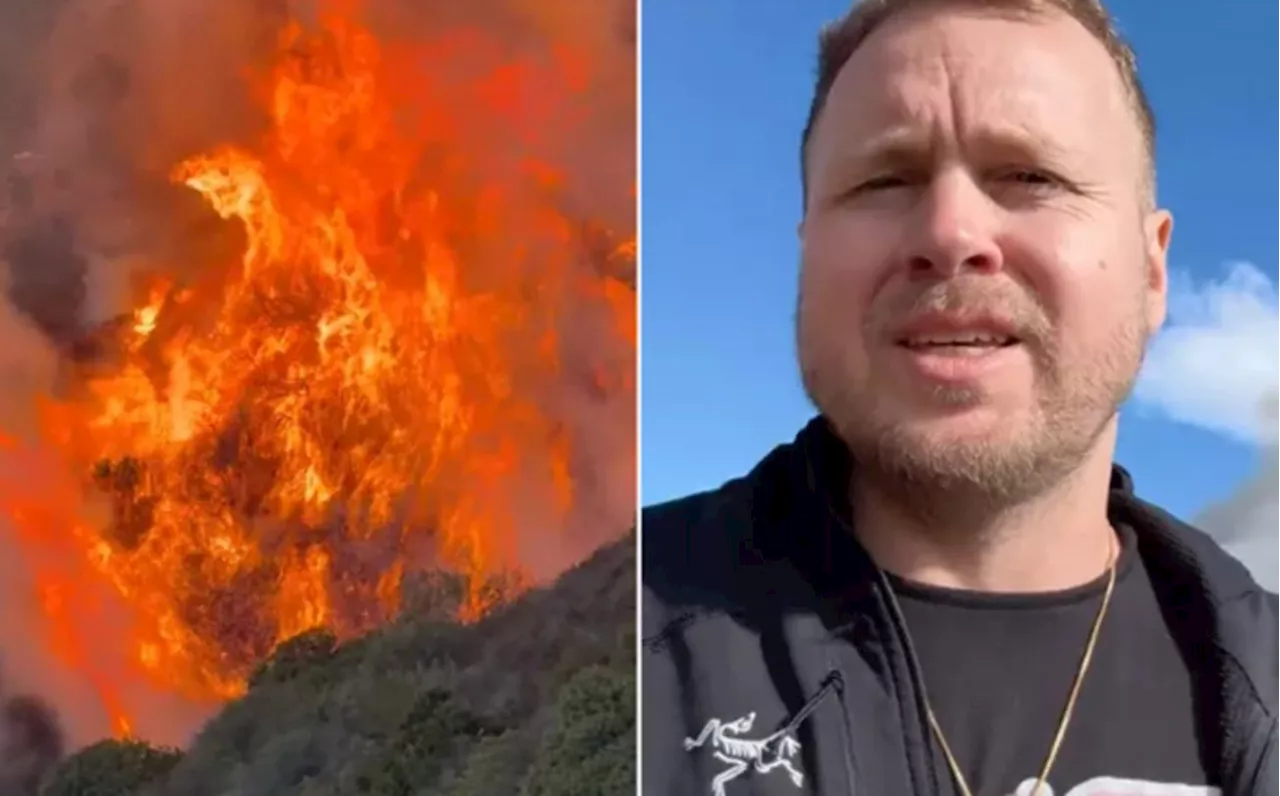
[847,174,911,196]
[998,168,1058,186]
[860,175,905,190]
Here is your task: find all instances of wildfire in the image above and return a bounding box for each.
[0,0,633,736]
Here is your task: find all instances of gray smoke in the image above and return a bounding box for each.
[1194,393,1279,591]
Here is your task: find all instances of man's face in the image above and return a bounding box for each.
[797,7,1171,500]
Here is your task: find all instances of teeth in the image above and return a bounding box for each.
[905,334,1010,347]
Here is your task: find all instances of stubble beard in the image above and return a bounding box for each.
[796,288,1148,529]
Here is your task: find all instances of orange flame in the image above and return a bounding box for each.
[0,1,634,735]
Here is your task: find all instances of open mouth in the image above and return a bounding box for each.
[897,333,1020,352]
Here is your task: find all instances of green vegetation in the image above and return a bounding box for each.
[38,534,635,796]
[39,740,182,796]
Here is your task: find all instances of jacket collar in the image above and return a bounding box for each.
[787,413,1269,607]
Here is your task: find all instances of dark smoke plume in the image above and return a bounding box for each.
[0,692,63,796]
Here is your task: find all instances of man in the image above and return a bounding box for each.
[641,2,1278,795]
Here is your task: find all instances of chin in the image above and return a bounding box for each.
[892,383,1029,420]
[879,401,1036,454]
[855,414,1042,498]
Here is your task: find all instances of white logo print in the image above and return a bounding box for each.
[683,711,804,796]
[1009,778,1221,795]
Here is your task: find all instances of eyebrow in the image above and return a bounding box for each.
[844,125,930,165]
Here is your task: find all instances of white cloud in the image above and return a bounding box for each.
[1134,261,1278,444]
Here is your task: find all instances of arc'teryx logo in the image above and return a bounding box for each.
[681,672,842,795]
[683,712,803,796]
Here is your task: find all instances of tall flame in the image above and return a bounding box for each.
[0,1,634,737]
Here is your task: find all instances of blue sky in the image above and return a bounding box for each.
[639,0,1278,549]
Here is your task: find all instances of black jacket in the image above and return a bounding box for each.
[642,418,1278,795]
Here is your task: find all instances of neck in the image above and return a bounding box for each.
[849,425,1120,593]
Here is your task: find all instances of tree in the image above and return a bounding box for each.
[522,666,635,796]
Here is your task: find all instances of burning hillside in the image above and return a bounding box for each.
[0,0,635,753]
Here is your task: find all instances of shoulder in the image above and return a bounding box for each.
[1117,486,1277,709]
[639,476,757,639]
[1201,543,1279,712]
[640,431,810,640]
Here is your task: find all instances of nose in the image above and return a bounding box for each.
[899,169,1003,278]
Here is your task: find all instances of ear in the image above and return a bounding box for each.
[1142,209,1173,332]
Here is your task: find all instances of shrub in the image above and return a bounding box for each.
[247,628,339,690]
[41,738,181,796]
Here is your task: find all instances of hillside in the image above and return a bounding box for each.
[37,532,636,796]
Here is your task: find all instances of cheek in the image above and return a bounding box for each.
[799,219,886,334]
[1044,265,1148,371]
[1006,221,1147,342]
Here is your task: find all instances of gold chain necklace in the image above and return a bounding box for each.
[922,535,1119,796]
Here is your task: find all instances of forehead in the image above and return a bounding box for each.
[812,7,1139,167]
